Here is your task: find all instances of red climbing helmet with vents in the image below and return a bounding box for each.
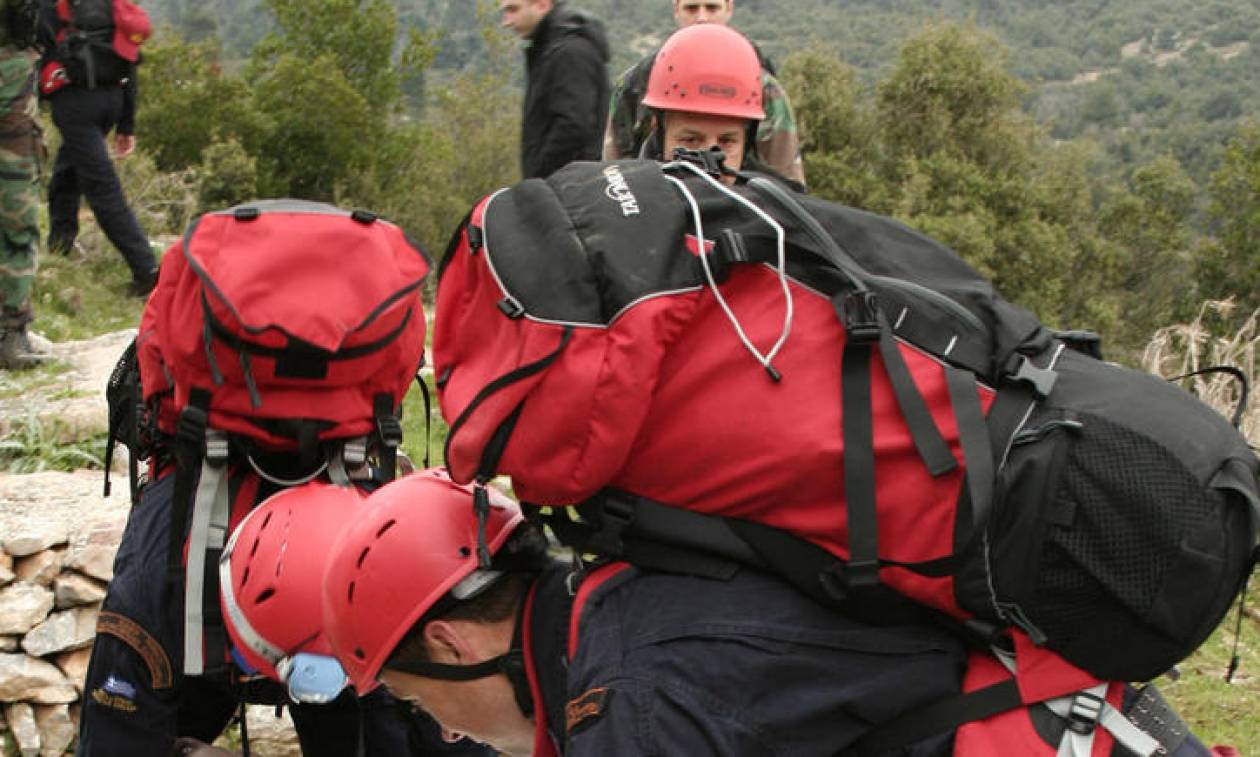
[642,23,765,121]
[322,469,524,694]
[220,482,365,702]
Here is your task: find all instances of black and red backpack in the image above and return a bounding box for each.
[40,0,150,93]
[106,199,431,677]
[432,158,1259,755]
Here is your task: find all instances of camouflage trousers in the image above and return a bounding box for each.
[0,47,41,329]
[0,116,40,330]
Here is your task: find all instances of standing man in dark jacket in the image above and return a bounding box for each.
[36,0,157,297]
[500,0,609,179]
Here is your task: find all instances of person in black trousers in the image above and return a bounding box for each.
[37,0,157,297]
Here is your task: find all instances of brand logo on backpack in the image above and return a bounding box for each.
[602,165,641,217]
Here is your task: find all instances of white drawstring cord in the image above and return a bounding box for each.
[662,163,794,380]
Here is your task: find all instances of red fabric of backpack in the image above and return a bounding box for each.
[146,201,428,449]
[117,200,430,677]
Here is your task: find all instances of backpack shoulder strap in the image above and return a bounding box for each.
[566,562,633,660]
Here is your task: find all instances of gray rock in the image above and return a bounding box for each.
[2,525,68,559]
[62,545,116,583]
[13,550,63,588]
[0,655,76,705]
[52,573,107,609]
[0,637,16,653]
[0,584,53,636]
[33,704,74,756]
[53,648,91,693]
[3,702,38,755]
[0,551,12,587]
[21,608,97,658]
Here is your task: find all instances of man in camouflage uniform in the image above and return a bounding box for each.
[0,2,45,370]
[602,0,806,188]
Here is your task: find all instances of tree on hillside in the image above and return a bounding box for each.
[1197,122,1260,317]
[1097,155,1199,345]
[782,23,1201,351]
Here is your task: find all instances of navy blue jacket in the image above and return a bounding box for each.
[525,562,965,756]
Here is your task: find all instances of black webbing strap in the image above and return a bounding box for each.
[374,394,401,482]
[846,679,1022,756]
[878,335,958,476]
[945,367,995,559]
[561,491,941,626]
[838,299,881,591]
[167,389,211,586]
[746,175,956,481]
[414,371,432,469]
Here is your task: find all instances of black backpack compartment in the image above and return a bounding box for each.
[968,348,1259,682]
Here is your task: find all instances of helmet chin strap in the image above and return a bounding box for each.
[380,594,535,719]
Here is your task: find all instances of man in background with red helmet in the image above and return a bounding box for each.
[603,0,805,188]
[635,23,769,185]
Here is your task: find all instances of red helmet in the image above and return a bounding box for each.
[322,469,524,694]
[642,24,765,121]
[220,482,364,688]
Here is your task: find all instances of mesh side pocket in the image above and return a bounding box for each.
[1031,412,1226,678]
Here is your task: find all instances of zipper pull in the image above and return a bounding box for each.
[1011,419,1083,447]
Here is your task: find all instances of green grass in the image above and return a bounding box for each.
[32,241,150,342]
[0,357,72,399]
[1163,584,1260,752]
[0,411,107,473]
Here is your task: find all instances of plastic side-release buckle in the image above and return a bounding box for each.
[176,405,208,445]
[1009,354,1058,399]
[467,225,484,254]
[704,229,750,285]
[342,437,368,468]
[376,416,402,450]
[1066,692,1105,735]
[818,559,881,601]
[585,497,635,557]
[839,291,882,345]
[204,430,229,467]
[497,296,526,320]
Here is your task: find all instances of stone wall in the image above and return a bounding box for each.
[0,472,126,757]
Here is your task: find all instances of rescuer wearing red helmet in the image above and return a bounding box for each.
[638,24,783,186]
[603,1,806,187]
[318,470,965,756]
[170,480,495,757]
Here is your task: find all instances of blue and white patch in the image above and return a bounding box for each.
[102,675,137,700]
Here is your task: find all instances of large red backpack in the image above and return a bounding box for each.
[106,199,430,676]
[432,159,1259,753]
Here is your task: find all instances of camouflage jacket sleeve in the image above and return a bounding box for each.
[757,71,805,187]
[603,58,650,160]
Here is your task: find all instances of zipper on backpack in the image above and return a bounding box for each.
[996,601,1049,646]
[1010,419,1083,447]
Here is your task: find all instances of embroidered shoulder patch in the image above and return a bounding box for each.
[565,687,611,735]
[96,611,173,690]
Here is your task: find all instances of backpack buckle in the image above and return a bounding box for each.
[585,497,635,556]
[702,229,750,285]
[818,559,881,601]
[1066,692,1104,735]
[176,405,208,445]
[376,416,402,450]
[204,431,229,466]
[839,291,882,345]
[1009,354,1058,398]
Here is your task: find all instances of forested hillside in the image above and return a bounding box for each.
[144,0,1260,183]
[90,0,1260,361]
